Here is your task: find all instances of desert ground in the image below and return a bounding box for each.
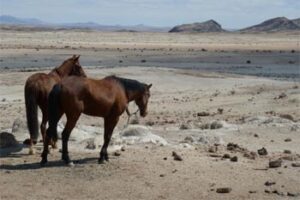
[0,30,300,200]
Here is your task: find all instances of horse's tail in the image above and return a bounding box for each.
[25,84,39,143]
[46,84,62,142]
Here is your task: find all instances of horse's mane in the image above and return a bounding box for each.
[107,75,146,92]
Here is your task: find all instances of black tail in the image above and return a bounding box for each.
[25,86,39,142]
[47,84,62,142]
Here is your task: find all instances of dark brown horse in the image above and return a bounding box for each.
[24,55,86,154]
[41,75,152,165]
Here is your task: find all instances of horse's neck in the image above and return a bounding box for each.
[126,90,140,103]
[50,63,72,78]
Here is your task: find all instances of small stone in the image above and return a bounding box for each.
[208,146,218,153]
[159,174,165,177]
[283,150,291,154]
[265,189,271,194]
[197,112,210,117]
[265,181,276,186]
[284,138,292,142]
[172,151,183,161]
[179,123,190,130]
[291,162,300,167]
[222,154,231,159]
[269,159,282,168]
[121,146,126,151]
[254,134,259,138]
[257,147,268,156]
[287,192,299,197]
[230,156,238,162]
[217,108,224,114]
[216,187,232,193]
[163,157,167,160]
[249,190,257,193]
[114,151,121,156]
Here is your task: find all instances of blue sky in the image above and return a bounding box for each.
[0,0,299,28]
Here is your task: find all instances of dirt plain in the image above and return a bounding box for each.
[0,29,300,200]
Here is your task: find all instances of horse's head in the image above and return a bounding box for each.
[135,84,152,117]
[68,55,87,77]
[56,55,87,78]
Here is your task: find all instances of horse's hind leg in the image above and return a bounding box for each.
[40,107,48,142]
[61,113,80,165]
[99,116,119,164]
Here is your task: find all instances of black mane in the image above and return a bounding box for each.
[107,75,146,92]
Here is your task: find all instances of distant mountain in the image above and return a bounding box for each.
[0,15,46,25]
[0,15,169,32]
[169,20,225,33]
[291,18,300,27]
[240,17,300,32]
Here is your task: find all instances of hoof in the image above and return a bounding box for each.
[98,159,106,164]
[67,161,74,167]
[51,143,58,149]
[29,148,35,155]
[40,159,47,166]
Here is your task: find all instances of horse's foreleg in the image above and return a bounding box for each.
[61,114,80,165]
[99,116,119,164]
[40,134,51,166]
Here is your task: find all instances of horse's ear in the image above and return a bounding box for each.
[147,84,152,89]
[74,55,80,62]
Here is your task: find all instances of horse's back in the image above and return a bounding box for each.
[25,72,59,104]
[59,76,127,117]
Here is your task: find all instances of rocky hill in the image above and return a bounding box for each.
[169,20,225,33]
[291,18,300,27]
[240,17,300,32]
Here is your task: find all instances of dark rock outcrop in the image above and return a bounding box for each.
[240,17,300,32]
[169,20,225,33]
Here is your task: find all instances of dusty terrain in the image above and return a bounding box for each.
[0,30,300,200]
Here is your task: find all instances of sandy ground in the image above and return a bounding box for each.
[0,30,300,200]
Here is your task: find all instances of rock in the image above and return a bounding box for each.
[11,118,27,133]
[216,187,232,193]
[265,189,271,194]
[254,133,259,138]
[208,146,218,153]
[114,151,121,156]
[222,154,231,159]
[277,92,287,99]
[217,108,224,114]
[172,151,183,161]
[257,147,268,156]
[287,192,300,197]
[121,146,126,151]
[0,132,18,148]
[269,159,282,168]
[159,174,165,177]
[283,150,291,154]
[279,114,294,121]
[249,190,257,193]
[265,181,276,186]
[291,162,300,167]
[284,138,292,142]
[184,136,195,143]
[197,112,210,117]
[246,60,251,64]
[230,156,238,162]
[210,121,223,129]
[243,151,257,160]
[85,139,96,150]
[179,123,190,130]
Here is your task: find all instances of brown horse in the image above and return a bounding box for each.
[41,75,152,165]
[24,55,86,154]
